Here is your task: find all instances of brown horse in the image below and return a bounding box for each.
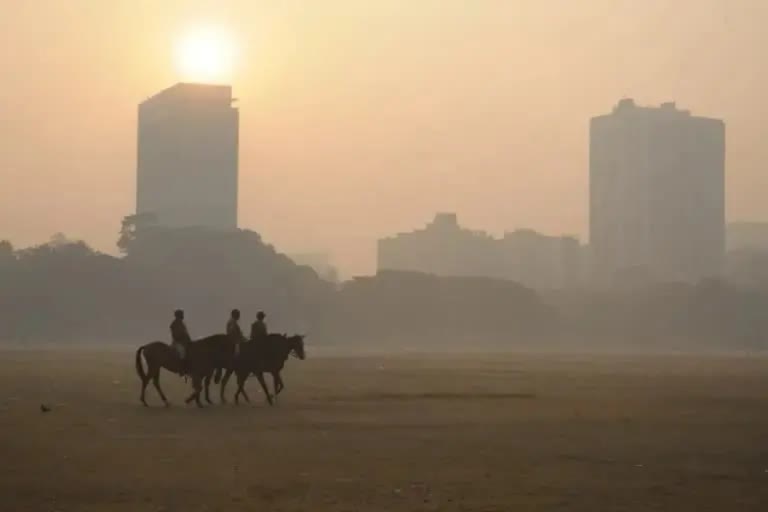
[135,334,236,407]
[219,334,306,406]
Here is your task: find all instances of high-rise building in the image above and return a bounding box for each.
[137,83,239,230]
[589,99,725,283]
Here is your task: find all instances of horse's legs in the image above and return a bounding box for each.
[185,373,198,405]
[220,368,234,404]
[192,375,204,408]
[255,372,273,406]
[234,371,247,405]
[203,373,213,404]
[240,373,251,403]
[273,372,284,396]
[239,371,252,404]
[270,372,283,403]
[140,358,161,406]
[139,373,150,407]
[152,371,169,406]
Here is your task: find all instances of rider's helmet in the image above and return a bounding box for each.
[231,309,241,319]
[174,309,184,320]
[256,311,266,320]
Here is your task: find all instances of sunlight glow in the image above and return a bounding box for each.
[174,26,236,84]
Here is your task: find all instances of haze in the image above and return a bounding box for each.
[1,0,766,277]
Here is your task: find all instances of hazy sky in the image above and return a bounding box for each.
[1,1,766,276]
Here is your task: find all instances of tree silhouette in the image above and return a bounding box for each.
[118,212,158,255]
[0,240,14,267]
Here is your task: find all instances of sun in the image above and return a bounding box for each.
[174,26,236,84]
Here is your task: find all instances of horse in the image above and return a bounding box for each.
[135,334,236,407]
[219,334,306,406]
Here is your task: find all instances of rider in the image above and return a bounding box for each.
[170,309,192,373]
[227,309,246,354]
[250,311,268,342]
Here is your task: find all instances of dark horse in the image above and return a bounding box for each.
[135,334,236,407]
[220,334,306,406]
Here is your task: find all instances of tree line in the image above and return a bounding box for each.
[1,215,768,349]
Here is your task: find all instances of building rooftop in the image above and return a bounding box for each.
[612,98,690,116]
[594,98,725,126]
[140,82,235,108]
[381,214,579,244]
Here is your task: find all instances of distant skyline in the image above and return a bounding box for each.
[1,1,767,276]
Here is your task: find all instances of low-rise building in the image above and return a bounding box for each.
[377,213,582,289]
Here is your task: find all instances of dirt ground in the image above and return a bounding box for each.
[0,348,767,511]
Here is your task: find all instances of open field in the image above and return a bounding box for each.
[1,348,767,511]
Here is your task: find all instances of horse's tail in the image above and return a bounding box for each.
[214,367,223,384]
[135,345,147,381]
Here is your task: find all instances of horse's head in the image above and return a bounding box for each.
[287,334,306,360]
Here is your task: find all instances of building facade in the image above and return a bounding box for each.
[499,229,582,289]
[137,83,239,230]
[377,213,581,289]
[590,99,725,283]
[377,213,498,279]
